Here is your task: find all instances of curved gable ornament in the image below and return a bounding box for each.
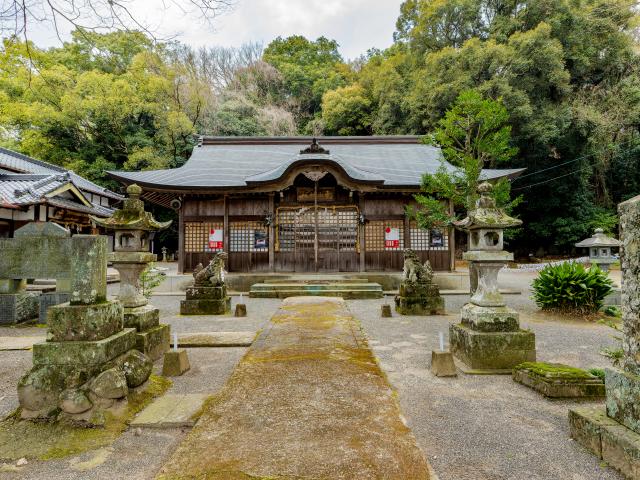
[302,169,328,182]
[300,138,330,155]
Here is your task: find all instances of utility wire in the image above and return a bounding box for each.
[512,138,638,182]
[512,167,591,191]
[512,142,640,191]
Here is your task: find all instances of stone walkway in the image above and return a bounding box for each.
[157,297,431,480]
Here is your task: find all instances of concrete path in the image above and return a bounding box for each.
[157,297,430,479]
[0,336,45,351]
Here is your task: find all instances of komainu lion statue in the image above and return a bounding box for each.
[193,251,228,287]
[402,249,433,284]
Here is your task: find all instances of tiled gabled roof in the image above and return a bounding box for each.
[0,147,123,200]
[108,136,525,190]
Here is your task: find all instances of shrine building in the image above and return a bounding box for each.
[108,136,523,274]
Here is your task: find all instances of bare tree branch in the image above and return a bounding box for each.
[0,0,234,42]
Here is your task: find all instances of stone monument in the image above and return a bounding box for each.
[395,249,445,315]
[90,184,172,361]
[0,222,153,423]
[449,182,535,372]
[180,251,231,315]
[0,222,69,324]
[569,194,640,477]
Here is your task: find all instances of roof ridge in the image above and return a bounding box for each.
[199,135,422,146]
[0,146,66,173]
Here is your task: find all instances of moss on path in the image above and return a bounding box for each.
[157,297,430,479]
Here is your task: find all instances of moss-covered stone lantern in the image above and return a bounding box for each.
[449,182,536,372]
[91,184,172,360]
[575,228,621,272]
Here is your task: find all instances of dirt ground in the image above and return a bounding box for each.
[0,270,624,480]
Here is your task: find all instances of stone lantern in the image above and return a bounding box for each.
[449,182,536,372]
[575,228,621,271]
[91,184,172,360]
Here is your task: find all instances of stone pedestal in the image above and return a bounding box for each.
[124,305,170,361]
[381,304,392,318]
[234,303,247,317]
[569,195,640,479]
[181,285,231,315]
[395,282,445,315]
[163,349,190,376]
[431,351,457,377]
[108,253,170,361]
[450,252,535,373]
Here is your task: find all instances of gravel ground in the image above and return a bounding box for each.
[0,270,625,479]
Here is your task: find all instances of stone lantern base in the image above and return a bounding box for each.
[180,285,231,315]
[450,304,536,372]
[395,282,445,315]
[124,305,170,361]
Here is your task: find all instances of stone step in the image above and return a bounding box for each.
[250,288,383,300]
[263,276,369,285]
[251,282,381,291]
[131,393,209,428]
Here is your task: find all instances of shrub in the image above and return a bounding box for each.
[140,263,166,299]
[532,262,613,313]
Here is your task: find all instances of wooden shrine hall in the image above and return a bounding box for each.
[108,136,523,274]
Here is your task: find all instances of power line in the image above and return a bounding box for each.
[512,167,591,191]
[512,142,640,191]
[512,138,638,182]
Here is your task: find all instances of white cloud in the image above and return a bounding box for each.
[25,0,403,59]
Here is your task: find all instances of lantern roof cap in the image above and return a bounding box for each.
[91,184,172,232]
[453,182,522,231]
[575,229,621,248]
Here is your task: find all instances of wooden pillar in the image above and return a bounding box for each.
[313,180,319,272]
[268,193,275,272]
[178,205,185,274]
[223,195,230,257]
[404,203,411,250]
[359,193,366,273]
[449,199,456,272]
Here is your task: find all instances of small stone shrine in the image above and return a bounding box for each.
[180,251,231,315]
[449,182,536,372]
[91,184,172,360]
[0,222,152,423]
[569,194,640,478]
[395,249,444,315]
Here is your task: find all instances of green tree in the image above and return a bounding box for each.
[413,90,519,228]
[263,36,352,129]
[321,84,372,135]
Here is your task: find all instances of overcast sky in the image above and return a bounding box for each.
[29,0,404,60]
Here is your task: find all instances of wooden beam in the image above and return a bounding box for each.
[268,193,275,272]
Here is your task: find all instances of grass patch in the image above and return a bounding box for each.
[514,362,597,379]
[0,374,171,461]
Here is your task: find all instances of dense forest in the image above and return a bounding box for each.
[0,0,639,254]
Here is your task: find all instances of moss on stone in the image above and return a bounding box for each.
[514,362,595,379]
[0,374,171,461]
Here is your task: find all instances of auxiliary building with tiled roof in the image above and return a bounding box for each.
[109,136,524,274]
[0,147,123,237]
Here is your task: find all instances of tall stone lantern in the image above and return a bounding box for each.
[91,184,172,360]
[449,182,536,372]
